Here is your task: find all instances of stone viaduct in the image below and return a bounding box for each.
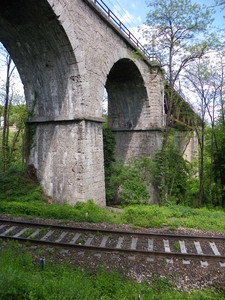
[0,0,165,205]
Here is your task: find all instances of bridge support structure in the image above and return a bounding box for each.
[0,0,165,206]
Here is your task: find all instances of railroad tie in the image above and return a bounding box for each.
[100,236,109,248]
[200,261,209,268]
[194,241,204,255]
[163,239,171,253]
[94,253,102,258]
[55,231,68,243]
[182,259,190,265]
[0,225,6,230]
[69,233,81,244]
[130,237,138,250]
[1,226,16,236]
[13,228,29,238]
[179,240,187,254]
[166,258,173,264]
[147,257,154,262]
[116,237,124,249]
[209,242,221,256]
[29,229,40,239]
[40,230,54,241]
[85,234,95,246]
[148,239,154,252]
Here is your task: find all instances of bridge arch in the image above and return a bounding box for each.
[106,58,148,130]
[0,0,83,117]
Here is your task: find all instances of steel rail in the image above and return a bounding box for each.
[0,218,224,241]
[0,235,224,262]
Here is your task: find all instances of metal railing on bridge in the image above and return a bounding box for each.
[92,0,158,62]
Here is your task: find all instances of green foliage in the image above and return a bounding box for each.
[122,204,225,231]
[0,103,27,171]
[0,243,224,299]
[106,158,153,206]
[144,0,214,65]
[151,135,191,205]
[103,127,116,203]
[0,166,42,202]
[103,128,151,206]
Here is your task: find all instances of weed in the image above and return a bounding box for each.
[21,228,35,238]
[37,248,44,256]
[39,228,49,236]
[25,241,31,247]
[6,230,13,236]
[78,237,84,245]
[48,248,54,255]
[173,242,179,251]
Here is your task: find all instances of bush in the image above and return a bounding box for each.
[106,158,153,206]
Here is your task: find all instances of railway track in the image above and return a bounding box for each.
[0,218,224,268]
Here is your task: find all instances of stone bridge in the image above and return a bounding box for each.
[0,0,165,205]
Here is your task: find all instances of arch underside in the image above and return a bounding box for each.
[0,0,79,117]
[106,58,148,130]
[106,58,162,162]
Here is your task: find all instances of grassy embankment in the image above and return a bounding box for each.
[0,167,224,232]
[0,242,224,300]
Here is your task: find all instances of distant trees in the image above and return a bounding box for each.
[0,45,26,171]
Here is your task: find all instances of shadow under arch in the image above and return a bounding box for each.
[105,58,149,161]
[0,0,79,117]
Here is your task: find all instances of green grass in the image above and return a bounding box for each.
[0,242,223,300]
[0,166,225,232]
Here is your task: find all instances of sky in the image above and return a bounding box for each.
[102,0,225,32]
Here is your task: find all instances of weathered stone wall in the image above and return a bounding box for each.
[28,120,105,205]
[113,130,163,162]
[0,0,165,206]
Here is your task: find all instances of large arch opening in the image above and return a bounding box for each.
[0,0,79,117]
[105,58,149,162]
[106,58,148,131]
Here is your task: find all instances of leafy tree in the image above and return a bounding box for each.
[0,45,26,171]
[1,50,15,170]
[185,51,225,207]
[143,0,214,147]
